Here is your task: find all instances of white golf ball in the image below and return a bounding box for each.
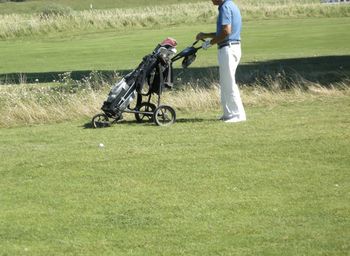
[99,143,104,148]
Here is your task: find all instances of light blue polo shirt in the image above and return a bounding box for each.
[216,0,242,47]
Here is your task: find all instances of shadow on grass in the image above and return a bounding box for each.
[82,122,93,129]
[82,118,155,129]
[175,118,207,123]
[178,55,350,87]
[82,117,208,129]
[1,55,349,87]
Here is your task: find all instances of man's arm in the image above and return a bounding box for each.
[196,24,231,46]
[196,32,216,41]
[211,24,231,45]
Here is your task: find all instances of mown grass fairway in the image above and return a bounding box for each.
[1,17,350,74]
[1,96,349,255]
[1,0,350,255]
[0,0,319,14]
[0,0,207,14]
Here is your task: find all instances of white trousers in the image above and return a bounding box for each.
[218,44,246,121]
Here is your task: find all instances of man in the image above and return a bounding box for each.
[196,0,246,123]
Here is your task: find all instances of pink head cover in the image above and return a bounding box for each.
[160,37,177,48]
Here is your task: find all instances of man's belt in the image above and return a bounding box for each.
[218,40,240,49]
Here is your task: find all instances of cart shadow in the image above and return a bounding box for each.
[82,122,94,129]
[82,117,208,129]
[82,119,159,129]
[82,120,136,129]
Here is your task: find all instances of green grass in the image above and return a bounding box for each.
[0,0,206,14]
[0,0,203,14]
[1,2,349,40]
[0,1,349,254]
[1,96,349,255]
[0,17,349,74]
[0,0,320,14]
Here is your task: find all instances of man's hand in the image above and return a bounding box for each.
[196,32,205,41]
[201,40,212,50]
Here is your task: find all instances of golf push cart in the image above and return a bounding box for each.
[91,38,203,128]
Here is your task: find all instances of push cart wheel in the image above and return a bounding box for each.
[153,105,176,126]
[92,113,110,128]
[135,102,156,123]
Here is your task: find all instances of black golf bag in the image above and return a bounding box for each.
[92,38,177,127]
[92,38,202,127]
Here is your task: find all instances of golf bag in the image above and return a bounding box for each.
[92,38,202,127]
[101,39,176,119]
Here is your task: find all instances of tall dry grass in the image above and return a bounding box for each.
[1,76,349,127]
[0,1,349,39]
[0,84,103,127]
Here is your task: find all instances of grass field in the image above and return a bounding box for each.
[1,95,349,255]
[1,1,350,255]
[0,0,320,14]
[1,2,349,40]
[0,0,207,14]
[1,17,349,74]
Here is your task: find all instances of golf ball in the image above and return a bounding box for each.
[99,143,104,148]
